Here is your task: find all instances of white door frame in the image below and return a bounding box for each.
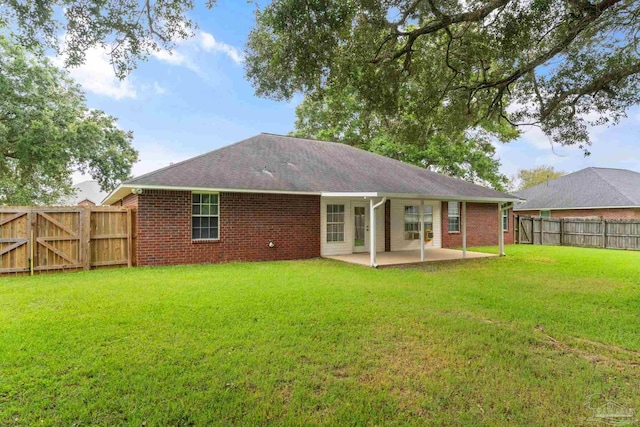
[352,203,369,253]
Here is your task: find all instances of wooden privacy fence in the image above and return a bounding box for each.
[0,206,136,276]
[516,215,640,250]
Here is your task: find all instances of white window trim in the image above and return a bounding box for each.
[326,204,345,243]
[192,192,220,241]
[404,205,433,240]
[502,209,509,232]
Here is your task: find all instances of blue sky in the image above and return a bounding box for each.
[64,0,640,185]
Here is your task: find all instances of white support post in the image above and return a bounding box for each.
[369,197,387,267]
[498,203,505,256]
[420,200,425,262]
[461,201,467,258]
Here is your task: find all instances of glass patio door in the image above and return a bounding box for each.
[353,204,369,253]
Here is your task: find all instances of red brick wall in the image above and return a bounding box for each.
[132,190,320,266]
[121,193,139,207]
[441,202,514,248]
[112,193,138,207]
[516,208,640,219]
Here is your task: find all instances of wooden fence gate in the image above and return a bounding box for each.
[0,207,136,276]
[515,216,640,250]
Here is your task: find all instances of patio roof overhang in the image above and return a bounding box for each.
[103,185,522,206]
[320,192,522,203]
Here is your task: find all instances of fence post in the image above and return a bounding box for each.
[81,207,91,270]
[602,219,607,249]
[559,218,564,246]
[541,218,545,245]
[27,210,34,276]
[127,209,133,268]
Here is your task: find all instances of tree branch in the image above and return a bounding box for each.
[540,60,640,119]
[372,0,511,65]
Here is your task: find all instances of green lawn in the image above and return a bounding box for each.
[1,246,639,426]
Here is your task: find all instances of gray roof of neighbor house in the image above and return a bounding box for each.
[61,180,108,206]
[514,167,640,211]
[104,133,518,204]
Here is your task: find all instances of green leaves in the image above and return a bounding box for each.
[247,0,640,151]
[515,166,565,191]
[291,83,511,190]
[0,35,138,205]
[1,0,207,78]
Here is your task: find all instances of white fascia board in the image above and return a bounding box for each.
[320,192,519,203]
[103,184,322,205]
[321,192,380,198]
[376,193,520,203]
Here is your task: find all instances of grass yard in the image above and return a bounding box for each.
[1,245,639,426]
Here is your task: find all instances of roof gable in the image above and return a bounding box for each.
[514,167,640,210]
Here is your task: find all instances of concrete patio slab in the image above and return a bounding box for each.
[325,248,496,267]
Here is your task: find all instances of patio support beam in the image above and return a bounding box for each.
[420,200,425,262]
[461,202,467,258]
[498,203,505,256]
[369,197,387,267]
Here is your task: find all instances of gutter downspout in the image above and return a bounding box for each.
[498,202,513,257]
[370,197,387,267]
[420,200,425,262]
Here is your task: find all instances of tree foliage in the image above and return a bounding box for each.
[246,0,640,153]
[0,0,211,77]
[293,83,515,190]
[0,35,138,205]
[515,166,565,191]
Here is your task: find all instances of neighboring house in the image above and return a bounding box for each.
[104,134,518,267]
[62,180,108,206]
[514,167,640,219]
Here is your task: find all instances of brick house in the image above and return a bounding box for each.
[104,134,517,267]
[514,167,640,219]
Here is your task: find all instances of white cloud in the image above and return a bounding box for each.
[520,125,555,151]
[130,142,194,177]
[153,82,167,95]
[150,31,243,73]
[199,32,244,64]
[51,45,137,100]
[151,48,201,74]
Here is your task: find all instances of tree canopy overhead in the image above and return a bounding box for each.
[0,35,138,205]
[246,0,640,153]
[292,81,515,190]
[0,0,212,77]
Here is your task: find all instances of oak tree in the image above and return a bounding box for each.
[247,0,640,153]
[0,35,138,205]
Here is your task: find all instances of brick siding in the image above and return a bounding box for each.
[516,208,640,219]
[131,190,320,267]
[441,202,514,248]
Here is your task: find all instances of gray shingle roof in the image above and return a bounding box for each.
[111,133,516,202]
[514,167,640,211]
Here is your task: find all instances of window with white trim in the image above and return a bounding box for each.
[192,193,219,240]
[326,204,345,242]
[448,201,460,232]
[540,210,551,218]
[502,209,509,231]
[404,206,433,240]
